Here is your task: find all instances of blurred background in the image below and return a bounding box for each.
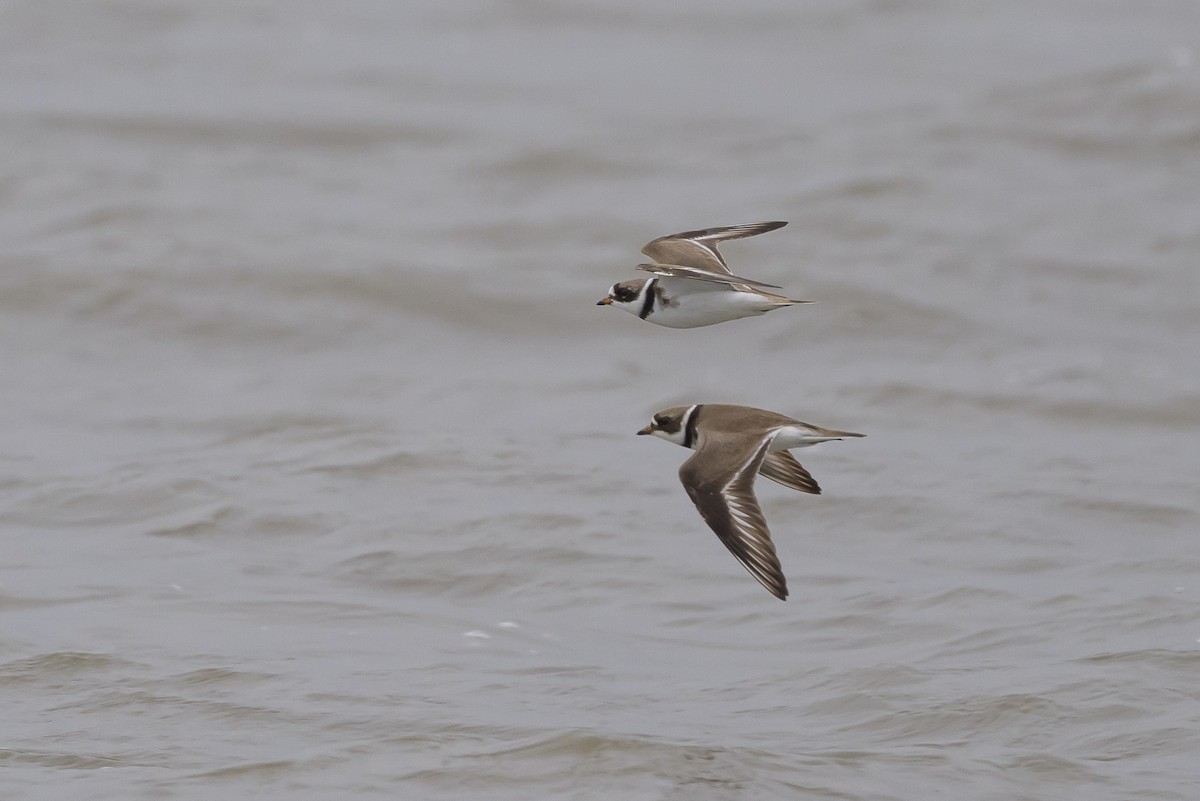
[1,1,1198,799]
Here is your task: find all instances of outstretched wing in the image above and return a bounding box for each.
[635,263,782,289]
[678,433,787,601]
[641,221,787,274]
[758,450,821,495]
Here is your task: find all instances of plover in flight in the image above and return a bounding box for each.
[597,221,812,328]
[638,403,863,601]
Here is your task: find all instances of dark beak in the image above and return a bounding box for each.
[636,425,654,436]
[597,297,613,306]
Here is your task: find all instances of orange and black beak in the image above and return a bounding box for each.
[636,424,655,436]
[597,296,613,306]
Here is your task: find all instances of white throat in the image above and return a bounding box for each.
[650,428,682,446]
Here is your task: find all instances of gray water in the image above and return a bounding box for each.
[2,2,1199,799]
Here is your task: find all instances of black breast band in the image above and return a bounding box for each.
[683,404,702,448]
[637,279,657,320]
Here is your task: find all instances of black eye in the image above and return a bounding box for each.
[615,286,636,302]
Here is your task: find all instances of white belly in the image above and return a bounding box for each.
[647,284,776,329]
[769,426,840,450]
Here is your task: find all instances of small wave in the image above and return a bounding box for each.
[27,111,457,152]
[861,382,1200,429]
[0,651,131,684]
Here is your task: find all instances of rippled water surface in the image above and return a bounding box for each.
[2,1,1199,799]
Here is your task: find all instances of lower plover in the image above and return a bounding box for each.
[638,403,864,601]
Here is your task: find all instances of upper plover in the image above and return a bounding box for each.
[597,222,812,328]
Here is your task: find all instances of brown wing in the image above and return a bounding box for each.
[635,263,782,289]
[640,221,787,274]
[678,434,787,601]
[758,451,821,495]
